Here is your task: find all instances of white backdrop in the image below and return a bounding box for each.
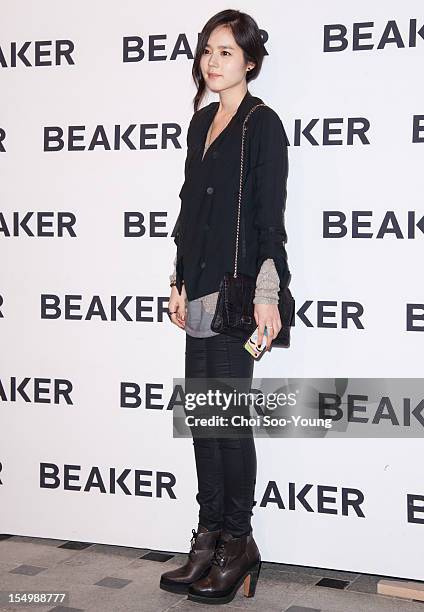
[1,0,424,580]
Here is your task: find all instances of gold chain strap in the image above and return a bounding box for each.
[233,103,267,278]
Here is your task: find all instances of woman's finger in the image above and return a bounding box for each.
[257,321,266,347]
[265,322,274,350]
[168,301,186,329]
[172,312,185,329]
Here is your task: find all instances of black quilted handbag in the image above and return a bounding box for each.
[210,103,295,347]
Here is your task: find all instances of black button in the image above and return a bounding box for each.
[212,151,218,159]
[200,260,206,269]
[204,223,210,231]
[206,186,214,195]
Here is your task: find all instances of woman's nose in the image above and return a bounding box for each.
[208,54,219,67]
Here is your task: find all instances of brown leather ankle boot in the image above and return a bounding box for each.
[187,529,261,604]
[159,525,221,594]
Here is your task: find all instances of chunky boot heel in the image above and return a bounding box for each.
[160,525,221,594]
[243,559,261,597]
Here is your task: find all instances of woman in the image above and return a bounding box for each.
[160,9,290,606]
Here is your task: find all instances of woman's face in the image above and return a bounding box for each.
[200,25,255,93]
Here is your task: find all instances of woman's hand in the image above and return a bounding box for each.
[254,304,282,351]
[168,284,187,330]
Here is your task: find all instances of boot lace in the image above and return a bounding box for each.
[211,539,226,567]
[188,528,198,561]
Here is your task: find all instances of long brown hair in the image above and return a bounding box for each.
[191,9,266,112]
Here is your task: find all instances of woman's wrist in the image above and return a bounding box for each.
[253,295,279,305]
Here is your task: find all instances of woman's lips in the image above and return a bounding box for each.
[208,73,221,78]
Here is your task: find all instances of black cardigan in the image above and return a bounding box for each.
[172,89,290,302]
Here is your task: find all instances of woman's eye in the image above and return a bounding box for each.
[203,49,230,56]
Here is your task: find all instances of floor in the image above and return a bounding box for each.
[0,534,422,612]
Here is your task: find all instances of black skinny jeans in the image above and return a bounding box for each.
[184,332,256,538]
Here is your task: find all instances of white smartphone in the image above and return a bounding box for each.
[243,326,268,360]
